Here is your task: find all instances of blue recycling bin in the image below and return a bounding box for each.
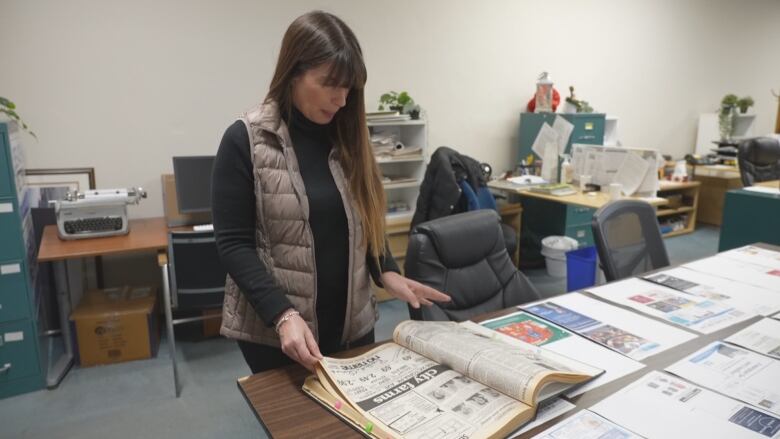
[566,246,598,292]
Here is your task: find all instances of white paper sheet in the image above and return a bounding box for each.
[613,152,650,196]
[551,116,574,155]
[530,409,643,439]
[744,186,780,195]
[591,370,780,439]
[587,278,754,334]
[726,319,780,359]
[541,141,559,182]
[532,122,559,158]
[685,255,780,292]
[480,311,645,398]
[719,245,780,271]
[521,293,696,361]
[643,267,780,317]
[666,341,780,416]
[508,398,576,438]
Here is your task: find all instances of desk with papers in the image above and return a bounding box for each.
[238,243,780,439]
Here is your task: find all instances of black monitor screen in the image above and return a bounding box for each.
[173,156,215,213]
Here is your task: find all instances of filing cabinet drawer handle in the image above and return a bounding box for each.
[0,363,10,374]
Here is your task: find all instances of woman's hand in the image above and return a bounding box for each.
[380,271,451,308]
[276,310,323,371]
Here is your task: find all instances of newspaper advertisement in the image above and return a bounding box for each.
[587,278,754,334]
[666,341,780,416]
[644,266,780,317]
[530,409,643,439]
[480,311,644,397]
[319,343,525,439]
[591,371,780,439]
[685,255,780,292]
[726,318,780,360]
[393,320,599,404]
[521,293,696,361]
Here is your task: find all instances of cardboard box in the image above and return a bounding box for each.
[69,286,159,367]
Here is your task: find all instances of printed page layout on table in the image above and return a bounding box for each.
[520,293,696,361]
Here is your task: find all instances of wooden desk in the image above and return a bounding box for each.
[238,244,777,438]
[38,217,169,261]
[489,180,700,264]
[36,217,169,387]
[691,165,742,225]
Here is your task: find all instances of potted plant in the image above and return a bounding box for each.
[0,96,37,139]
[564,86,594,113]
[737,96,754,114]
[378,91,420,119]
[718,93,738,141]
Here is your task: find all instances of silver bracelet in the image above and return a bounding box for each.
[274,310,300,334]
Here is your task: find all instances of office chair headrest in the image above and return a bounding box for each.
[411,210,502,268]
[739,137,780,166]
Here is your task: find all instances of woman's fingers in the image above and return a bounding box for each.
[412,282,451,303]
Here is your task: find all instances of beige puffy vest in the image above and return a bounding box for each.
[220,101,378,347]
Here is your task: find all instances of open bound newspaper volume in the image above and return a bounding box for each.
[302,320,603,439]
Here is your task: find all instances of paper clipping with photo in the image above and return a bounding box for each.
[529,409,643,439]
[726,318,780,360]
[521,293,696,361]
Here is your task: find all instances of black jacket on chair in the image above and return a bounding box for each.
[411,146,487,229]
[404,210,540,322]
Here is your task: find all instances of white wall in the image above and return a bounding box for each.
[2,0,779,219]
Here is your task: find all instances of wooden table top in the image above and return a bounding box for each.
[487,180,694,210]
[755,179,780,189]
[237,244,778,439]
[37,217,169,262]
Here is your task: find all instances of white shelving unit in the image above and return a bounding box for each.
[368,119,428,222]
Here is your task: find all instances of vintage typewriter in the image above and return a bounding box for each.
[53,187,147,240]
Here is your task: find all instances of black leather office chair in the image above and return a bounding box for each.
[403,210,540,322]
[591,199,670,282]
[738,137,780,187]
[162,230,226,397]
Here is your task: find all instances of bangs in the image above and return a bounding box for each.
[323,49,366,90]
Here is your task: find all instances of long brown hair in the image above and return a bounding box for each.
[266,11,386,259]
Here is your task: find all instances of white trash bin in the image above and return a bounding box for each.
[541,236,578,277]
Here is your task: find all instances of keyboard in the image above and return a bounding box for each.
[63,216,124,235]
[192,224,214,231]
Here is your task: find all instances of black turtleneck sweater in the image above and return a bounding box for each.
[211,106,399,342]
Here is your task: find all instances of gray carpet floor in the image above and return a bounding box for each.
[0,225,721,438]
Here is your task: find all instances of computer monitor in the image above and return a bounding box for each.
[173,156,215,214]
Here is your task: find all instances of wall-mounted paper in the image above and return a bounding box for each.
[552,116,574,155]
[613,152,650,196]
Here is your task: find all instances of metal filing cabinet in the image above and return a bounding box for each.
[0,121,44,399]
[518,196,596,264]
[518,112,605,161]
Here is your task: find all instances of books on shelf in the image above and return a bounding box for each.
[529,183,577,196]
[302,320,603,439]
[366,111,411,123]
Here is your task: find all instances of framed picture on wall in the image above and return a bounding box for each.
[24,167,96,207]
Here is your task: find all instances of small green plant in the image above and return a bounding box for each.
[721,93,738,111]
[379,91,414,112]
[737,96,754,114]
[565,86,593,113]
[0,96,37,139]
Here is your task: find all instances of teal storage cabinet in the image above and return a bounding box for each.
[0,122,44,399]
[518,113,605,161]
[719,188,780,252]
[518,196,596,264]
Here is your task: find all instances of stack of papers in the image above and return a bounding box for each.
[366,111,411,123]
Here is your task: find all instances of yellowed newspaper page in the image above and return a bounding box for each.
[318,343,529,439]
[393,320,595,405]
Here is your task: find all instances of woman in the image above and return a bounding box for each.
[211,10,449,374]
